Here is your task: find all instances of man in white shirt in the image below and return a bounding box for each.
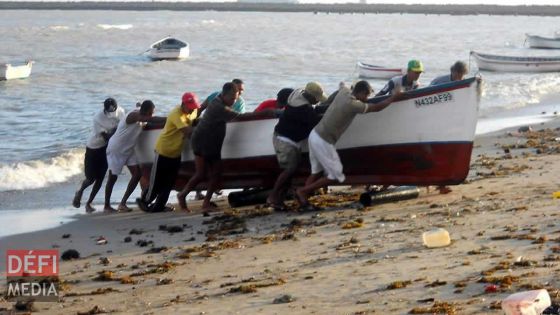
[104,100,166,213]
[72,98,125,213]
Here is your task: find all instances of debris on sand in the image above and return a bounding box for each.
[65,287,120,297]
[136,239,153,247]
[341,218,364,229]
[226,277,287,294]
[273,294,296,304]
[94,270,116,281]
[129,228,144,235]
[425,280,447,288]
[387,280,412,290]
[166,226,184,233]
[157,278,174,285]
[130,261,176,277]
[99,257,111,265]
[61,249,80,261]
[77,305,108,315]
[409,301,457,314]
[14,301,36,312]
[145,246,169,254]
[124,236,132,243]
[62,233,71,239]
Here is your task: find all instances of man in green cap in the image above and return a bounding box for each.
[376,59,423,96]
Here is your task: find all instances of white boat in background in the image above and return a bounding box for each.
[470,51,560,72]
[357,62,404,79]
[526,34,560,49]
[136,77,481,192]
[1,61,33,80]
[147,37,189,60]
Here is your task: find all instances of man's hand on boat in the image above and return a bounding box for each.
[231,108,276,121]
[365,90,402,113]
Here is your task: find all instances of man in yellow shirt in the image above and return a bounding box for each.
[137,92,200,212]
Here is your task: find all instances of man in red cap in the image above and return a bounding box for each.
[137,92,200,212]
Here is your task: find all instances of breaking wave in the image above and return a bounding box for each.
[97,24,133,30]
[0,149,84,192]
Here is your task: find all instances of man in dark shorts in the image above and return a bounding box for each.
[176,82,274,212]
[267,82,326,210]
[137,92,200,213]
[73,98,125,213]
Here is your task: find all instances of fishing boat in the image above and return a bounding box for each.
[526,34,560,49]
[357,62,404,79]
[147,37,189,60]
[135,77,481,195]
[470,51,560,72]
[1,61,33,80]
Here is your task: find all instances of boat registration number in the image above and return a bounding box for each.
[414,92,453,107]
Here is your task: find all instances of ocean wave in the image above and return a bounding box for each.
[50,25,70,31]
[0,149,84,192]
[480,74,560,113]
[97,24,133,30]
[201,19,216,24]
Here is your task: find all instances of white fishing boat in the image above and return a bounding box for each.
[526,34,560,49]
[470,51,560,72]
[357,62,404,79]
[147,37,189,60]
[135,77,481,192]
[1,61,33,80]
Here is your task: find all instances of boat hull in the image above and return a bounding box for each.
[527,35,560,49]
[471,51,560,72]
[357,62,403,79]
[1,61,32,80]
[136,78,481,190]
[148,46,190,60]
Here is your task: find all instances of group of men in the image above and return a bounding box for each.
[73,60,469,214]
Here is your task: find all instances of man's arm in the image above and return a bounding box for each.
[231,108,275,122]
[365,92,401,113]
[197,97,211,118]
[375,80,394,97]
[180,126,194,138]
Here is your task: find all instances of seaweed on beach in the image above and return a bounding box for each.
[387,280,412,290]
[227,277,286,294]
[65,287,120,297]
[409,301,457,314]
[341,218,364,229]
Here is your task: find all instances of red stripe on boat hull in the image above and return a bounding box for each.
[140,142,473,191]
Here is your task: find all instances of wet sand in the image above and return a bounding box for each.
[1,118,560,314]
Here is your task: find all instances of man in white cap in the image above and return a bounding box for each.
[295,81,401,210]
[267,82,326,210]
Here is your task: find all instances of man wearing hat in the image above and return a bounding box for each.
[137,92,200,213]
[266,82,326,210]
[73,97,125,213]
[296,81,401,210]
[376,59,423,96]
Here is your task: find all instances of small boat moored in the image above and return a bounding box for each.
[526,34,560,49]
[357,62,404,79]
[470,51,560,72]
[1,60,33,80]
[147,37,189,60]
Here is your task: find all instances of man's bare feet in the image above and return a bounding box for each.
[117,204,133,212]
[201,201,219,212]
[438,186,452,194]
[72,191,82,208]
[103,206,118,214]
[295,188,308,206]
[85,203,96,213]
[177,192,189,212]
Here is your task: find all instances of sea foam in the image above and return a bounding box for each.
[0,149,84,192]
[97,24,133,30]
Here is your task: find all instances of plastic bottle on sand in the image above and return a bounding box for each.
[422,228,451,248]
[501,289,551,315]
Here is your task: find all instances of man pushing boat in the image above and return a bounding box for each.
[295,81,401,210]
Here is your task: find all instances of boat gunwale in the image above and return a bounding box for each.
[471,51,560,64]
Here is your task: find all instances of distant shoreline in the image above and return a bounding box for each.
[1,2,560,16]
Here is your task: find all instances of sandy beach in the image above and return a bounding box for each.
[1,118,560,314]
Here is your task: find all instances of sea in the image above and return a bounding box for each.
[1,10,560,237]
